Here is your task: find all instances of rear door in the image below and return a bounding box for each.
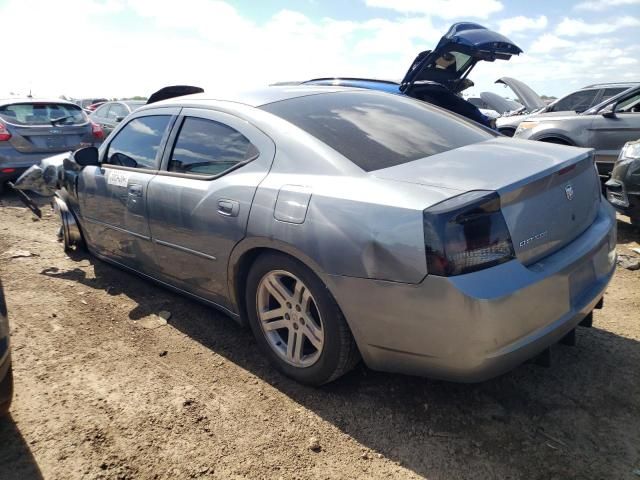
[77,107,179,271]
[146,108,275,308]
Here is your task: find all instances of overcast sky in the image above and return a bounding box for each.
[1,0,639,99]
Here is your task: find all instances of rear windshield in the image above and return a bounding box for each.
[260,91,493,171]
[0,103,87,126]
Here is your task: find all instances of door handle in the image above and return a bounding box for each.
[128,184,143,197]
[217,199,239,217]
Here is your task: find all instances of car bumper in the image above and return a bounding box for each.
[0,150,71,184]
[606,180,640,218]
[327,201,617,382]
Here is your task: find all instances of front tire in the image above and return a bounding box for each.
[245,252,359,385]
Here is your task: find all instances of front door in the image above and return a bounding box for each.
[589,90,640,166]
[78,108,179,272]
[146,108,275,308]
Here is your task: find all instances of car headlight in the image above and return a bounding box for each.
[618,141,640,161]
[515,121,539,136]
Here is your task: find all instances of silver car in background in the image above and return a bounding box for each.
[495,80,638,137]
[36,86,615,385]
[515,85,640,180]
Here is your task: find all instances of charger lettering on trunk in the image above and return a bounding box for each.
[519,231,547,248]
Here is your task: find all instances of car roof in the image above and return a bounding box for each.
[581,82,639,89]
[147,85,356,109]
[0,98,80,108]
[302,78,401,94]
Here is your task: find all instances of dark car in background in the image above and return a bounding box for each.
[0,279,12,415]
[0,98,103,193]
[89,100,145,137]
[606,139,640,226]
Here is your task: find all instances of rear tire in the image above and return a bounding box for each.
[245,252,360,385]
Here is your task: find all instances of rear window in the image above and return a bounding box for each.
[0,102,86,126]
[260,91,493,171]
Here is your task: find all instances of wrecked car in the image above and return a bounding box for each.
[495,79,639,137]
[606,139,640,226]
[15,85,615,386]
[514,85,640,180]
[302,22,523,128]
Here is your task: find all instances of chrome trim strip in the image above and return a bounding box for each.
[83,216,151,241]
[153,239,217,261]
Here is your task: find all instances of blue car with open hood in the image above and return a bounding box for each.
[303,22,523,128]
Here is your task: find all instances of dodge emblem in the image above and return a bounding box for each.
[565,184,574,201]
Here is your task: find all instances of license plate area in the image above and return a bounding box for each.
[45,135,66,149]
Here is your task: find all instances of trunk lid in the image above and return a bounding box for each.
[495,77,546,111]
[374,138,601,264]
[401,23,522,93]
[7,124,91,153]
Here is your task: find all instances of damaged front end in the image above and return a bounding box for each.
[10,147,97,250]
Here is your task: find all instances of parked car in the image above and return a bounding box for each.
[606,139,640,226]
[85,101,106,113]
[514,85,640,179]
[302,22,523,128]
[0,279,12,415]
[75,98,109,110]
[19,85,615,386]
[0,98,104,193]
[90,100,145,137]
[496,79,639,136]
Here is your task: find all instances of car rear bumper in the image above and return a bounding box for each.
[327,200,617,382]
[0,150,71,184]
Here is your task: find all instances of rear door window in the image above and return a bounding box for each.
[0,102,86,125]
[261,91,493,172]
[107,103,129,121]
[600,87,627,103]
[168,117,259,176]
[105,115,172,170]
[550,90,598,112]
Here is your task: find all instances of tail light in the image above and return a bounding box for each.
[0,121,11,141]
[423,191,515,276]
[91,121,104,140]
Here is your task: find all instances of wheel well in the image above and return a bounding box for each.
[538,137,573,146]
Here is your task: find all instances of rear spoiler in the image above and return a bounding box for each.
[146,85,204,105]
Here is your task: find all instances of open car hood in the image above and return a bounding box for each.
[480,91,523,114]
[401,23,522,93]
[495,77,546,111]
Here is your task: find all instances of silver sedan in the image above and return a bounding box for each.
[37,86,616,385]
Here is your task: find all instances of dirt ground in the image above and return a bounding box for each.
[0,192,638,480]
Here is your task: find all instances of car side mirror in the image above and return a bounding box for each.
[115,115,125,122]
[73,146,100,166]
[602,102,618,119]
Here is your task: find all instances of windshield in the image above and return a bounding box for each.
[0,102,87,126]
[261,91,494,172]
